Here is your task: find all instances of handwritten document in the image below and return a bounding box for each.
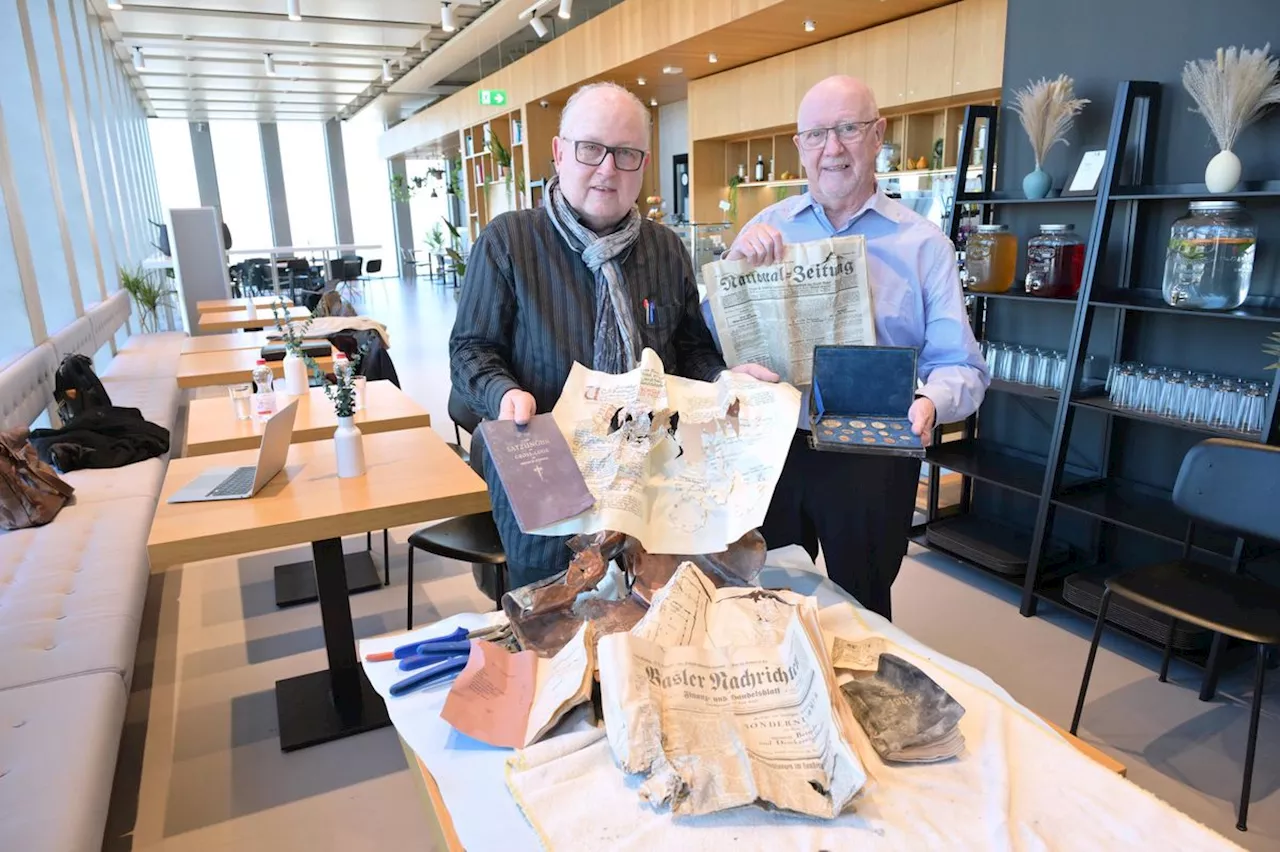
[535,348,800,555]
[440,621,596,749]
[704,235,877,386]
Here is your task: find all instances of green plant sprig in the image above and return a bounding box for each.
[323,345,367,418]
[120,265,176,333]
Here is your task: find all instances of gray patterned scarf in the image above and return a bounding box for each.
[544,174,643,374]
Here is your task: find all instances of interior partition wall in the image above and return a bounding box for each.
[0,0,161,365]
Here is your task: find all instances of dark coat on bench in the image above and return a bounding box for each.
[28,406,170,472]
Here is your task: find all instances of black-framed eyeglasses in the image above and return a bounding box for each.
[796,119,880,150]
[567,139,646,172]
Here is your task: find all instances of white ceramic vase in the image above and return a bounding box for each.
[1205,149,1242,194]
[245,299,258,320]
[282,352,309,396]
[334,416,366,478]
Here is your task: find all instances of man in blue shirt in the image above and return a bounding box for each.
[715,75,989,619]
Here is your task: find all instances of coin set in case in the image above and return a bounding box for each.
[807,345,927,459]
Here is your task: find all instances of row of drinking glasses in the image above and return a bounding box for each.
[1105,362,1266,434]
[982,342,1088,391]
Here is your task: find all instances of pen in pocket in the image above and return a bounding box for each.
[643,299,655,325]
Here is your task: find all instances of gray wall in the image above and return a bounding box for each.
[658,99,688,221]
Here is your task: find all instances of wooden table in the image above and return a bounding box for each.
[147,428,489,751]
[196,295,294,313]
[177,348,336,389]
[181,331,274,355]
[198,305,310,333]
[184,381,431,456]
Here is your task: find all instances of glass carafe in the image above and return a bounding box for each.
[1024,224,1085,298]
[964,224,1017,293]
[1161,201,1256,310]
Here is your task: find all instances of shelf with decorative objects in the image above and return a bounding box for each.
[916,77,1280,680]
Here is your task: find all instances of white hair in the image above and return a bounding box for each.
[559,81,652,141]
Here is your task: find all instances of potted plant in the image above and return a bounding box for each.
[326,350,366,478]
[1009,75,1089,199]
[389,173,429,203]
[425,223,445,257]
[490,135,513,184]
[270,300,318,396]
[119,265,175,333]
[726,174,744,222]
[442,218,466,278]
[1182,45,1280,193]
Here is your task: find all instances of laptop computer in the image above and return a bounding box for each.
[168,399,299,504]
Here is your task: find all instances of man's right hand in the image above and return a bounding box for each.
[499,389,537,425]
[724,223,786,266]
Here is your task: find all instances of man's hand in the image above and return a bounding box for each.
[724,223,786,266]
[499,389,537,425]
[729,363,780,382]
[909,396,937,448]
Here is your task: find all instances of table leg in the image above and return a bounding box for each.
[273,546,384,608]
[275,537,391,752]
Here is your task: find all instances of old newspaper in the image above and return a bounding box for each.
[597,564,867,818]
[704,235,876,386]
[534,348,800,555]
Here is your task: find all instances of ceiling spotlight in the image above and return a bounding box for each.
[661,65,682,75]
[107,1,123,10]
[264,53,276,75]
[440,1,455,32]
[286,0,301,21]
[708,53,718,63]
[558,0,572,19]
[803,19,815,32]
[132,46,145,70]
[530,16,548,38]
[649,97,658,107]
[636,76,646,86]
[381,59,392,83]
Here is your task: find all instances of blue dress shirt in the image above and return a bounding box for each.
[703,190,989,427]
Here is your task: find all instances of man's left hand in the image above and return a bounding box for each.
[909,396,937,447]
[729,363,780,382]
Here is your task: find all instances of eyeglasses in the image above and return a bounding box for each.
[567,139,646,172]
[796,119,880,150]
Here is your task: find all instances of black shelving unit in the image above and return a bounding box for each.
[918,81,1280,676]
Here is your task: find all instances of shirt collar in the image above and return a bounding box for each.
[787,188,903,232]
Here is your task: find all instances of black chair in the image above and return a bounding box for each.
[405,391,507,628]
[1070,438,1280,833]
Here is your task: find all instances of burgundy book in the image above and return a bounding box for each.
[478,415,595,532]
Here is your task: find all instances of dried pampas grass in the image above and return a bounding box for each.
[1182,44,1280,152]
[1009,75,1090,169]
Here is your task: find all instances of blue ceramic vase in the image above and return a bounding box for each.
[1023,168,1051,199]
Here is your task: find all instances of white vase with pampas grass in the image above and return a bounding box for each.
[1009,75,1090,199]
[1182,45,1280,193]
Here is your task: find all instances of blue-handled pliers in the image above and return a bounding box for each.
[389,653,471,697]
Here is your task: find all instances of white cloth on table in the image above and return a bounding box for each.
[503,600,1243,852]
[270,315,391,347]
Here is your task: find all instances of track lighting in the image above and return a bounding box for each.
[132,46,145,70]
[440,1,455,32]
[636,76,646,86]
[381,59,392,83]
[649,97,658,107]
[264,53,276,76]
[708,53,718,63]
[803,19,815,32]
[286,0,301,20]
[530,16,548,38]
[558,0,572,19]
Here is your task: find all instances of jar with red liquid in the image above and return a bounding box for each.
[1024,224,1085,298]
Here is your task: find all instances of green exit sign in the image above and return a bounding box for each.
[479,89,508,107]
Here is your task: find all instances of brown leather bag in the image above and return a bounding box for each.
[0,428,74,529]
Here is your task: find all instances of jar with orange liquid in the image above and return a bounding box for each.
[1161,201,1256,310]
[964,224,1017,293]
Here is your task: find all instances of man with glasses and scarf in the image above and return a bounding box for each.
[451,81,776,589]
[714,75,988,619]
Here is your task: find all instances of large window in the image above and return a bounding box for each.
[278,121,335,247]
[209,120,272,250]
[148,119,200,214]
[407,157,452,256]
[0,184,36,369]
[341,110,396,262]
[0,3,76,334]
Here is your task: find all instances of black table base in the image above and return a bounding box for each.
[275,537,391,751]
[273,530,389,608]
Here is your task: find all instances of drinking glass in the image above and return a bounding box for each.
[1238,385,1267,435]
[353,375,367,411]
[1209,381,1241,429]
[1185,379,1216,424]
[228,382,253,421]
[1158,376,1187,419]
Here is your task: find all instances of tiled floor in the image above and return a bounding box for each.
[104,276,1280,851]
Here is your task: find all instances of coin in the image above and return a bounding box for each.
[883,437,897,445]
[889,423,904,431]
[850,420,867,429]
[822,418,842,428]
[871,421,887,429]
[861,437,877,444]
[838,434,851,442]
[822,429,835,437]
[879,430,890,437]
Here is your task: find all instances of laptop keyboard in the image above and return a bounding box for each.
[207,466,257,497]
